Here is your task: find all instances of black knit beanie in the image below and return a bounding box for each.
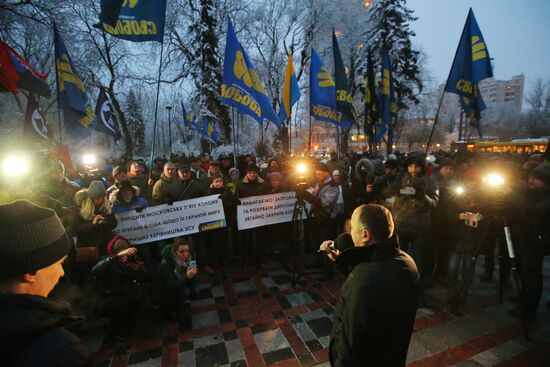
[0,200,70,278]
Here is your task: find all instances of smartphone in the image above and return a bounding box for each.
[189,260,197,269]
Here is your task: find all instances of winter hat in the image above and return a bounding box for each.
[106,236,130,257]
[0,200,70,278]
[87,180,106,198]
[315,162,330,172]
[229,167,240,177]
[210,160,221,167]
[270,171,283,180]
[112,165,125,178]
[439,158,456,169]
[246,162,259,173]
[530,164,550,185]
[332,169,341,176]
[405,154,425,169]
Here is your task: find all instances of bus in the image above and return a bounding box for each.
[452,139,548,154]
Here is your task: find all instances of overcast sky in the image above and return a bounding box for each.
[407,0,550,95]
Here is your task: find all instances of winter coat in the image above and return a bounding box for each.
[509,185,550,253]
[207,186,239,220]
[90,255,151,298]
[158,245,197,290]
[167,178,205,202]
[32,177,81,209]
[110,186,150,214]
[199,171,229,191]
[391,173,439,236]
[432,173,461,232]
[307,178,339,220]
[237,176,268,198]
[330,236,419,367]
[128,175,150,200]
[152,173,180,205]
[0,294,91,367]
[351,158,376,204]
[69,191,117,253]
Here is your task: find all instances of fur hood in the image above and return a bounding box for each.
[355,158,375,183]
[109,185,141,205]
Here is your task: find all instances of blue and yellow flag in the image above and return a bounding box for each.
[332,31,355,130]
[181,101,201,132]
[54,25,96,139]
[94,0,167,43]
[310,48,340,125]
[375,51,395,142]
[445,8,492,136]
[277,53,300,127]
[201,118,219,143]
[460,83,486,138]
[221,17,279,127]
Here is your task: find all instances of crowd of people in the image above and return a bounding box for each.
[0,147,549,366]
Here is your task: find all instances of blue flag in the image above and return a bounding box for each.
[332,31,355,130]
[221,17,279,127]
[94,0,167,43]
[445,8,492,136]
[310,48,341,125]
[460,83,486,138]
[54,25,96,139]
[180,101,201,132]
[277,53,300,127]
[201,118,219,143]
[375,51,395,142]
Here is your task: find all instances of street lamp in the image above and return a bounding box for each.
[166,105,173,157]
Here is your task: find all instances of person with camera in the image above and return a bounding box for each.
[0,201,91,367]
[391,154,438,298]
[301,162,339,281]
[507,164,550,319]
[90,236,151,340]
[158,238,199,320]
[325,204,419,367]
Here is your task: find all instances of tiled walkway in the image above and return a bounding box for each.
[67,257,550,366]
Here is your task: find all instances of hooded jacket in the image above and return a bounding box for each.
[0,294,91,367]
[110,186,150,214]
[391,156,439,236]
[329,236,419,367]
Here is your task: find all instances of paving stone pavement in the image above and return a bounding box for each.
[61,256,550,366]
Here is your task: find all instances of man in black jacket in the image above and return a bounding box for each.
[0,201,91,367]
[323,204,419,367]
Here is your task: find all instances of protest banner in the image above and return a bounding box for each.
[114,195,226,244]
[237,191,304,230]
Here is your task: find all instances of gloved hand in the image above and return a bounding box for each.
[166,199,174,206]
[135,206,144,213]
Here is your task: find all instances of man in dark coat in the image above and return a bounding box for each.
[508,164,550,318]
[322,204,419,367]
[0,201,91,367]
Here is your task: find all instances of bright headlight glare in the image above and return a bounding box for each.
[82,153,96,165]
[3,155,29,177]
[484,173,504,187]
[296,163,307,175]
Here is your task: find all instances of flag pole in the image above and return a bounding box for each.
[53,23,63,146]
[231,108,237,171]
[308,115,312,156]
[149,40,165,182]
[425,13,469,155]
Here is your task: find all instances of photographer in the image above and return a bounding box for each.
[158,238,199,320]
[391,154,438,294]
[301,162,339,281]
[90,237,151,339]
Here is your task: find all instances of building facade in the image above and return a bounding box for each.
[478,74,525,112]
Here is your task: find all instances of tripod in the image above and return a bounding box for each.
[463,214,529,339]
[289,195,308,287]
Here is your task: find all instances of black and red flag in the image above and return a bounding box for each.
[0,39,51,98]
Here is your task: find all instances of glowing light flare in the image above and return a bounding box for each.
[484,173,505,187]
[2,155,29,177]
[82,153,97,165]
[296,163,307,175]
[364,1,372,7]
[455,186,465,195]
